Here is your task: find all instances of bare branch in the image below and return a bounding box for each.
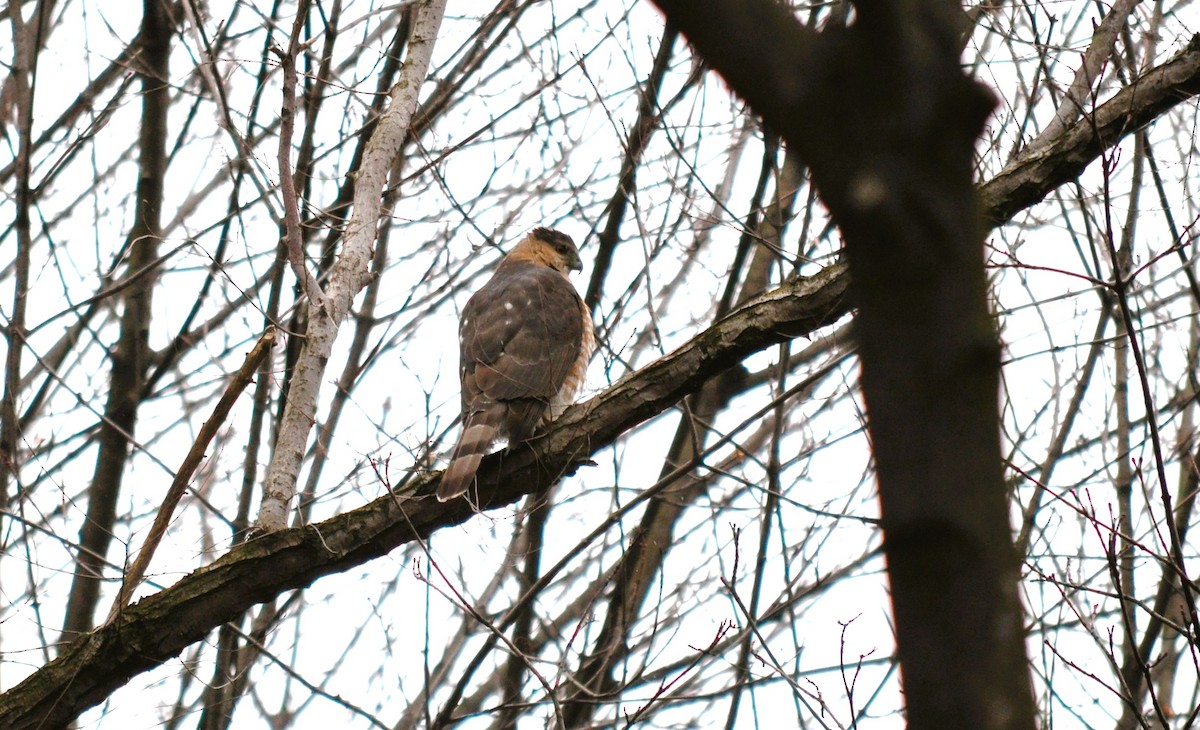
[256,0,448,532]
[106,327,277,620]
[1024,0,1142,152]
[273,0,326,308]
[0,260,850,730]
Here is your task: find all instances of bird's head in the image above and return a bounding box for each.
[508,227,583,274]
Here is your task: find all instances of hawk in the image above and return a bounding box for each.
[437,227,595,502]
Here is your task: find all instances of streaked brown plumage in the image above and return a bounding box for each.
[437,228,595,502]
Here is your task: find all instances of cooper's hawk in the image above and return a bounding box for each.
[437,228,595,502]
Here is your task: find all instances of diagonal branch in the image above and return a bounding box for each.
[1024,0,1142,151]
[106,327,277,621]
[0,261,851,730]
[981,33,1200,225]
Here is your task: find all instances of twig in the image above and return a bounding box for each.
[272,2,325,307]
[106,327,277,621]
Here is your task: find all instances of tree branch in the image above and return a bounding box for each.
[0,261,850,730]
[255,0,447,532]
[981,33,1200,225]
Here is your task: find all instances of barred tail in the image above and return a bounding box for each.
[438,411,501,501]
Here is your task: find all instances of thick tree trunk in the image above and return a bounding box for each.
[648,3,1037,727]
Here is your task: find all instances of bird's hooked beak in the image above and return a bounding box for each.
[567,250,583,273]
